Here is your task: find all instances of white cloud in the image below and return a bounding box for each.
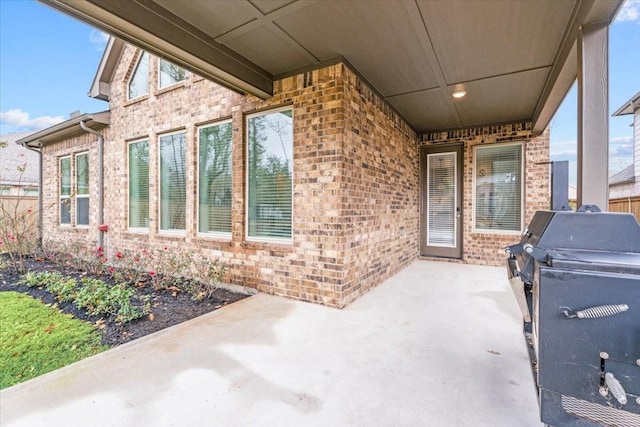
[89,29,110,51]
[610,135,633,144]
[0,109,64,130]
[616,0,640,22]
[550,139,576,157]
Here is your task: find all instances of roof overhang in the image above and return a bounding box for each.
[39,0,623,134]
[16,111,110,148]
[613,91,640,116]
[89,37,125,101]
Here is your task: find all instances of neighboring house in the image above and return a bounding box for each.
[18,38,550,307]
[609,91,640,220]
[0,132,39,210]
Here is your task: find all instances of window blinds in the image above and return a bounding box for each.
[159,132,186,231]
[75,153,89,225]
[474,144,522,232]
[129,140,149,228]
[247,109,293,240]
[198,122,233,234]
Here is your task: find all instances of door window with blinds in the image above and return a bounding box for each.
[427,152,456,247]
[198,121,232,236]
[75,152,90,226]
[246,107,293,241]
[159,131,186,232]
[474,143,523,232]
[128,139,149,229]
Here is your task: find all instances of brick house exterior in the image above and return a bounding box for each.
[22,42,550,307]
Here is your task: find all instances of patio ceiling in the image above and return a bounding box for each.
[40,0,622,134]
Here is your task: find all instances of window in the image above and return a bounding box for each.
[159,59,186,89]
[198,121,232,235]
[129,139,149,229]
[247,108,293,241]
[128,51,149,99]
[60,156,71,225]
[159,132,186,232]
[474,143,523,232]
[75,153,90,226]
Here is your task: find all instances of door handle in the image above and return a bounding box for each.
[456,207,461,218]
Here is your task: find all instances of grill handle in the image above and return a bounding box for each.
[604,373,627,405]
[560,304,629,319]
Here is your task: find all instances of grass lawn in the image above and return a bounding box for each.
[0,291,108,389]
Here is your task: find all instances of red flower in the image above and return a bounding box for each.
[26,209,32,213]
[134,257,140,262]
[97,246,103,252]
[108,267,115,273]
[163,246,168,251]
[116,252,122,259]
[149,271,156,277]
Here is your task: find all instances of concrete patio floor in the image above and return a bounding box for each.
[0,260,542,426]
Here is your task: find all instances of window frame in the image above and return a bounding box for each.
[158,130,187,234]
[128,138,150,232]
[158,58,186,90]
[197,120,233,238]
[75,152,90,227]
[245,106,294,243]
[127,51,149,101]
[59,155,71,226]
[472,141,524,234]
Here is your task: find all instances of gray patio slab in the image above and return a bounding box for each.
[0,260,542,426]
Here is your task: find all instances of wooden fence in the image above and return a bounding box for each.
[609,196,640,223]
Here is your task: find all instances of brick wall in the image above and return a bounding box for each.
[36,45,421,307]
[421,124,550,266]
[38,43,549,306]
[41,132,105,249]
[340,67,419,305]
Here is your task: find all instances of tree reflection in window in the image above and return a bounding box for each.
[247,109,293,239]
[199,122,232,234]
[159,59,186,88]
[159,132,186,231]
[128,52,149,99]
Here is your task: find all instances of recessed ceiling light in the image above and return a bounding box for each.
[452,90,467,99]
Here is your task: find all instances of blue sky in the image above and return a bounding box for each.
[549,0,640,183]
[1,0,639,184]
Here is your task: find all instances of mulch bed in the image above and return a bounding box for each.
[0,256,248,347]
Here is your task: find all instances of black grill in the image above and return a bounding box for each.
[506,209,640,427]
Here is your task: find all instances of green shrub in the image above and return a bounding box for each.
[75,278,149,323]
[19,271,64,288]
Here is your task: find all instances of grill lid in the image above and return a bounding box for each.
[547,249,640,274]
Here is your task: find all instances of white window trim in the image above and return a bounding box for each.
[75,152,90,227]
[157,58,186,90]
[245,106,294,244]
[128,138,150,232]
[59,155,71,226]
[158,130,187,235]
[196,120,233,239]
[472,141,524,234]
[127,51,149,101]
